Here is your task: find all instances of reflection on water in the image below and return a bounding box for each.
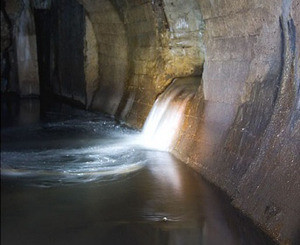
[1,97,145,186]
[1,143,146,186]
[1,98,275,245]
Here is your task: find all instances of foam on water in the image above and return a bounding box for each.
[1,80,198,186]
[1,139,146,187]
[1,105,146,187]
[140,79,197,151]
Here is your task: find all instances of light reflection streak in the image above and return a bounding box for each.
[140,80,195,151]
[1,139,147,187]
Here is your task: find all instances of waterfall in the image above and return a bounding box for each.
[140,77,199,151]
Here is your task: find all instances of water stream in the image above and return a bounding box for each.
[141,78,197,151]
[1,97,275,245]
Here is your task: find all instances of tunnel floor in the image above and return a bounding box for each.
[1,97,276,245]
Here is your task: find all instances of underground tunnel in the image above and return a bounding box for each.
[1,0,299,244]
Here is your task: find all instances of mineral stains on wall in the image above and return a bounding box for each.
[1,0,299,244]
[172,1,300,243]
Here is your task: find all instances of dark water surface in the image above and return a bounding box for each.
[1,98,276,245]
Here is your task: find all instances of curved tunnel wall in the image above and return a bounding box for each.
[81,1,300,243]
[81,0,205,125]
[1,0,299,244]
[80,0,129,114]
[173,0,300,244]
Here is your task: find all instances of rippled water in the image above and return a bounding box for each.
[1,131,145,187]
[1,98,146,187]
[1,98,275,245]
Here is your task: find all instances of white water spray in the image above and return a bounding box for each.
[140,78,199,151]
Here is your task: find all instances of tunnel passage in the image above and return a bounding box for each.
[1,0,300,244]
[34,0,86,104]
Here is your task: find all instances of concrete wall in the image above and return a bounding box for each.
[2,0,299,243]
[51,0,86,104]
[79,0,206,125]
[15,0,40,96]
[79,0,299,243]
[80,0,129,114]
[84,15,99,108]
[172,1,300,244]
[120,0,205,127]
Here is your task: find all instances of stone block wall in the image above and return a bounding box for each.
[81,0,299,243]
[81,0,205,126]
[172,1,300,244]
[2,0,299,243]
[112,0,205,127]
[80,0,129,114]
[79,2,299,242]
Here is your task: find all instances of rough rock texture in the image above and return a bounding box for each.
[172,1,300,244]
[79,0,205,125]
[2,0,299,243]
[79,0,299,243]
[117,0,205,127]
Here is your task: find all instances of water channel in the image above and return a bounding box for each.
[1,97,275,245]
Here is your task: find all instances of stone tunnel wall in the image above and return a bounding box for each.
[80,0,299,243]
[51,0,86,104]
[118,0,206,127]
[1,0,299,244]
[2,0,40,96]
[80,0,129,113]
[172,0,300,244]
[80,0,205,125]
[1,0,87,100]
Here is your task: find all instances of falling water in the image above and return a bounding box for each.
[1,79,199,186]
[141,77,199,151]
[1,94,275,245]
